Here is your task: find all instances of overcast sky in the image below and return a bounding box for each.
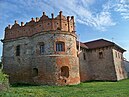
[0,0,129,60]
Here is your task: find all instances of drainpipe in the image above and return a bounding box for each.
[78,34,80,52]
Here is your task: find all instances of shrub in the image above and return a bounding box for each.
[0,68,9,91]
[0,62,2,69]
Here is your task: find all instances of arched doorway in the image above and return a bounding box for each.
[61,66,69,78]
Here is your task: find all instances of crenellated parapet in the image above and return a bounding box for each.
[4,11,75,40]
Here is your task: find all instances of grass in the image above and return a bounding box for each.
[0,79,129,97]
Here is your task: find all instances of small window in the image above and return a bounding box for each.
[48,23,50,25]
[118,53,120,58]
[61,66,69,78]
[83,53,86,60]
[115,52,117,58]
[40,44,44,54]
[16,45,20,56]
[56,41,65,52]
[99,52,103,59]
[33,68,38,77]
[121,54,123,59]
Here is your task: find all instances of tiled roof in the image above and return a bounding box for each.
[76,41,88,49]
[84,39,126,52]
[76,39,125,52]
[84,39,113,49]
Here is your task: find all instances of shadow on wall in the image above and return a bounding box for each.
[0,62,2,69]
[124,60,129,78]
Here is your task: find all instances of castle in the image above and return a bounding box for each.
[2,11,127,85]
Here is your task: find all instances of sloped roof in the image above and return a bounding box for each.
[76,41,88,49]
[84,39,126,52]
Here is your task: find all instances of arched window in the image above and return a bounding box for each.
[61,66,69,78]
[56,41,65,52]
[33,68,38,77]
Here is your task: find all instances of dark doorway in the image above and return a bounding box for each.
[33,68,38,77]
[61,66,69,78]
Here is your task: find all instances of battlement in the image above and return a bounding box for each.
[4,11,75,40]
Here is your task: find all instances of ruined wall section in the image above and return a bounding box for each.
[112,48,128,80]
[3,30,80,85]
[78,48,92,82]
[31,31,80,85]
[4,11,75,40]
[3,37,33,84]
[3,11,79,85]
[87,46,117,81]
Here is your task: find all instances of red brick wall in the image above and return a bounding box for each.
[4,11,75,40]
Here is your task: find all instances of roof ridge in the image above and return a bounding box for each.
[84,38,113,44]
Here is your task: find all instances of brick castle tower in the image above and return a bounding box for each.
[2,11,80,85]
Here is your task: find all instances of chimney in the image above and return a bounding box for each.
[31,18,35,21]
[15,20,18,24]
[67,16,70,21]
[71,16,74,20]
[71,16,75,32]
[36,17,39,22]
[43,12,45,15]
[78,34,80,52]
[8,25,11,29]
[59,11,62,16]
[51,13,54,19]
[67,16,70,32]
[21,22,24,26]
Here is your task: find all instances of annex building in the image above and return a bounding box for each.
[2,11,128,85]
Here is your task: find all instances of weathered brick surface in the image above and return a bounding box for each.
[79,46,117,81]
[78,46,127,81]
[112,48,128,80]
[3,11,79,85]
[4,11,75,40]
[88,47,118,81]
[2,11,127,86]
[3,29,80,85]
[79,48,92,82]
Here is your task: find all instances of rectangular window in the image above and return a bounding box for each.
[40,45,44,54]
[121,54,123,60]
[33,68,38,77]
[83,53,86,60]
[16,45,20,56]
[56,42,65,52]
[115,52,117,58]
[99,52,103,59]
[118,53,120,59]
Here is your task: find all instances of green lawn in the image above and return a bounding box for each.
[0,79,129,97]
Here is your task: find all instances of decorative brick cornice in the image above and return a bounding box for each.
[4,11,76,40]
